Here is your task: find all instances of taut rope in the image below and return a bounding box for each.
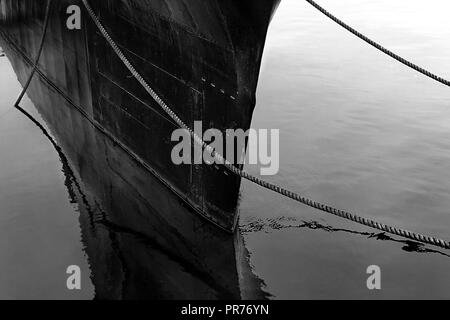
[81,0,450,249]
[14,0,53,107]
[306,0,450,87]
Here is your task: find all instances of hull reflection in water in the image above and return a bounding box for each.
[0,0,280,231]
[0,37,270,300]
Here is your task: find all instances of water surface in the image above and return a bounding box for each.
[243,0,450,299]
[1,0,450,299]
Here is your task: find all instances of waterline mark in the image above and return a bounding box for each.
[171,121,280,176]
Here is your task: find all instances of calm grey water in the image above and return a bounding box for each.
[246,0,450,299]
[1,0,450,299]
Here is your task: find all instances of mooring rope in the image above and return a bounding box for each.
[14,0,53,107]
[306,0,450,88]
[81,0,450,249]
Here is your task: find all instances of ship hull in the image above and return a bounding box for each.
[0,0,280,231]
[0,39,271,298]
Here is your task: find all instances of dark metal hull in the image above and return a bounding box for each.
[1,31,272,300]
[0,0,279,231]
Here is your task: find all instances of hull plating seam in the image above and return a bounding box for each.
[1,31,236,234]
